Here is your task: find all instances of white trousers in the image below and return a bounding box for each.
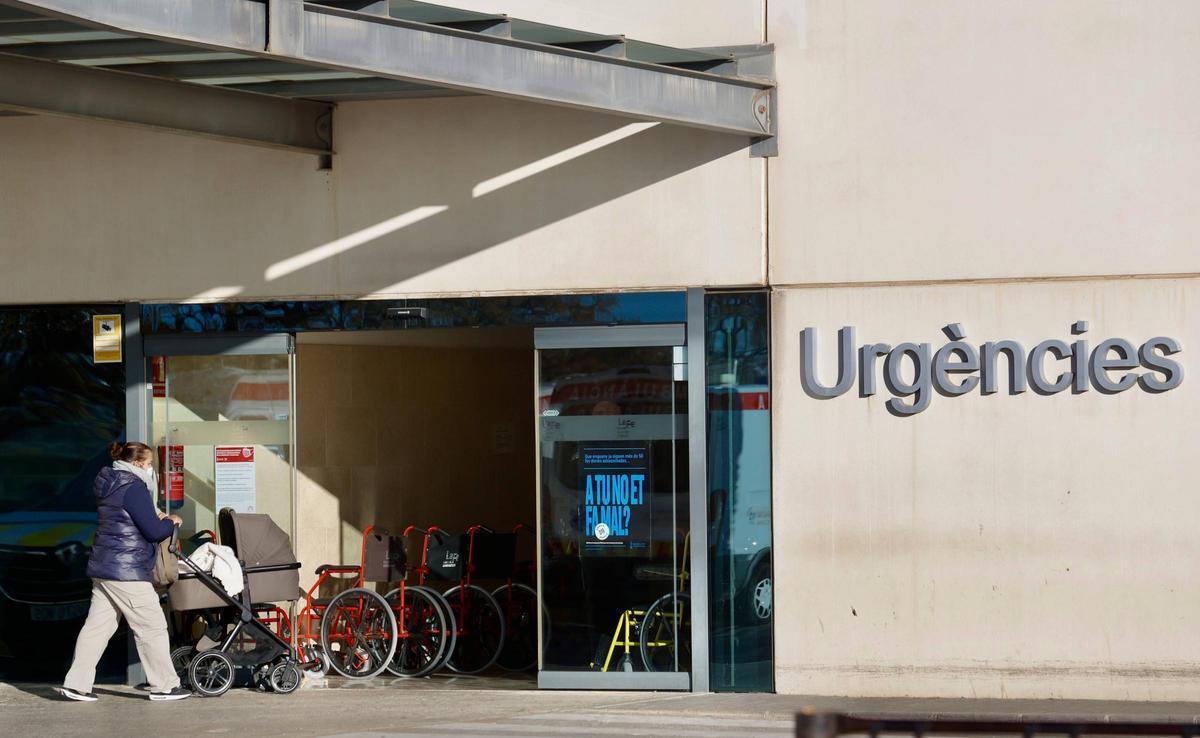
[63,579,180,693]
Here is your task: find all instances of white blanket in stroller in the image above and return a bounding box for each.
[185,542,244,596]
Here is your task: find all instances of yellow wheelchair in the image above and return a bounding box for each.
[593,534,691,672]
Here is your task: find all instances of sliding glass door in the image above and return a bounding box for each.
[142,335,295,542]
[535,325,690,690]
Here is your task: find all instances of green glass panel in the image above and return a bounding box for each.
[706,291,772,692]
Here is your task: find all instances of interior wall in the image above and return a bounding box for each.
[294,341,535,590]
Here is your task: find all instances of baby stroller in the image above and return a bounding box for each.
[167,508,303,697]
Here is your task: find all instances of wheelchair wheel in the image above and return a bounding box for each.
[299,639,330,676]
[269,662,302,694]
[411,584,457,672]
[320,587,397,679]
[491,583,545,672]
[382,586,449,678]
[638,592,690,673]
[443,584,505,674]
[188,650,235,697]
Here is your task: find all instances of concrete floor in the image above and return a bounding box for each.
[6,674,1200,737]
[2,677,792,738]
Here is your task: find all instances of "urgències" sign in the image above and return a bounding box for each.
[800,322,1183,416]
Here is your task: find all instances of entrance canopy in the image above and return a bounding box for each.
[0,0,775,154]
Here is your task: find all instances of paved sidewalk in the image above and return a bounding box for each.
[5,676,1200,737]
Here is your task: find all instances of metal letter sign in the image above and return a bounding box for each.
[800,322,1184,416]
[92,314,122,364]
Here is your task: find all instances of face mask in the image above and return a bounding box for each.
[114,459,156,491]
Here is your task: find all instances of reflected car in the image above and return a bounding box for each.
[223,371,290,421]
[707,383,771,624]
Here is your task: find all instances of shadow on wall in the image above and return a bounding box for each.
[205,99,750,300]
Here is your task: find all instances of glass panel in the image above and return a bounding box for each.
[705,291,773,691]
[537,345,689,675]
[149,354,294,542]
[144,292,686,334]
[0,306,126,680]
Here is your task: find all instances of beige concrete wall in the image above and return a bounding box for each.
[769,1,1200,285]
[294,342,535,592]
[767,1,1200,699]
[0,97,764,303]
[771,277,1197,699]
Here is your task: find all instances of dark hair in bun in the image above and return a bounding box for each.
[109,441,154,464]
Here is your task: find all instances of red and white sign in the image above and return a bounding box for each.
[158,444,184,511]
[214,446,256,513]
[151,356,167,398]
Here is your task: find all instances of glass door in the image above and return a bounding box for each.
[143,335,295,544]
[535,325,690,690]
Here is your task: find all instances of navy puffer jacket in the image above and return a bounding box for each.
[87,467,160,582]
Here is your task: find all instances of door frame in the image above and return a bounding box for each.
[123,316,299,683]
[533,308,707,691]
[131,330,297,514]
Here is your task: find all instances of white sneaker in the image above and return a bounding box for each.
[148,686,191,701]
[57,687,98,702]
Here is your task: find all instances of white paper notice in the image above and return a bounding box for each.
[214,446,256,513]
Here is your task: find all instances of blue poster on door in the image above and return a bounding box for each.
[581,443,650,555]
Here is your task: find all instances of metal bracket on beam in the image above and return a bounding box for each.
[695,44,778,157]
[0,52,333,153]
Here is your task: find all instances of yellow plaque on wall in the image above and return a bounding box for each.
[93,314,122,364]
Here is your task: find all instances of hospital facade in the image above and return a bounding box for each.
[0,0,1198,700]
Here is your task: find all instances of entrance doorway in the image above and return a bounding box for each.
[137,313,697,691]
[295,326,537,688]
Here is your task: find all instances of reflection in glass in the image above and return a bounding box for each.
[537,346,690,674]
[150,355,293,542]
[0,306,126,679]
[706,291,773,692]
[144,292,686,335]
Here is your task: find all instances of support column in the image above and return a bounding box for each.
[123,302,147,686]
[686,288,710,692]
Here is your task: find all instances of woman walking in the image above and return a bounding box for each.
[58,441,190,702]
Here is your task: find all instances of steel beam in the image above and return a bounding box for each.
[224,77,464,100]
[0,0,266,51]
[123,58,321,81]
[303,5,773,136]
[0,38,201,60]
[3,0,774,137]
[0,53,333,153]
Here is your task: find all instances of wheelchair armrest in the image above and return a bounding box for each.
[314,564,361,577]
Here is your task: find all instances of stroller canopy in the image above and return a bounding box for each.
[218,508,297,568]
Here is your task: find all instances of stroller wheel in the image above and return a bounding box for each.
[170,646,195,679]
[269,662,302,694]
[188,650,235,697]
